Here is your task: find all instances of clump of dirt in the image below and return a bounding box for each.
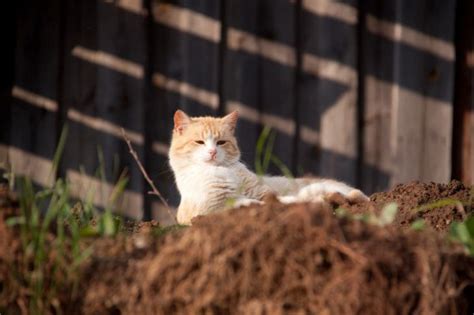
[75,229,164,314]
[121,219,161,234]
[343,180,473,231]
[77,197,474,315]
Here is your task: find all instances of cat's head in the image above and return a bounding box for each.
[169,110,240,168]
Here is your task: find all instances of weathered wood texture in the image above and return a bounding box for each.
[223,0,262,168]
[361,0,456,191]
[390,0,455,186]
[224,0,297,174]
[453,0,474,184]
[1,0,62,187]
[297,0,358,183]
[60,0,146,218]
[0,1,17,170]
[1,0,471,222]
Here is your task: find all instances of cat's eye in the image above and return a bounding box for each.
[216,140,227,145]
[195,140,205,145]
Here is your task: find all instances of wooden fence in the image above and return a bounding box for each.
[1,0,473,223]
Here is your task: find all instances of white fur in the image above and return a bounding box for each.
[175,164,239,208]
[173,161,253,224]
[169,118,368,224]
[277,180,366,203]
[278,194,325,204]
[233,197,263,208]
[174,159,369,224]
[261,176,301,195]
[191,136,225,165]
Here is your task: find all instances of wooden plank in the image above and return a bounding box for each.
[360,1,405,193]
[3,0,62,181]
[224,0,297,175]
[0,0,16,163]
[258,0,296,174]
[61,0,147,217]
[468,108,474,184]
[390,0,455,185]
[148,0,221,223]
[453,0,474,184]
[223,0,261,169]
[362,0,456,191]
[152,2,220,116]
[361,75,396,193]
[297,0,358,184]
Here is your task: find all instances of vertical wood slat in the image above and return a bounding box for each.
[224,0,296,174]
[217,0,228,116]
[223,0,261,168]
[150,1,221,223]
[61,0,146,216]
[0,0,16,164]
[361,0,456,193]
[292,0,303,175]
[297,0,359,184]
[3,0,62,182]
[361,0,400,193]
[258,0,296,173]
[391,0,455,185]
[453,0,474,184]
[143,0,156,221]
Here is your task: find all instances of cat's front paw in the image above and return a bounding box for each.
[278,195,325,204]
[347,189,370,203]
[232,197,264,208]
[324,189,369,206]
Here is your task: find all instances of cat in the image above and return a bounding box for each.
[169,110,368,225]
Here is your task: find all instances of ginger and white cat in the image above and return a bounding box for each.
[169,110,368,225]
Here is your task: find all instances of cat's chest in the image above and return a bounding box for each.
[176,165,240,196]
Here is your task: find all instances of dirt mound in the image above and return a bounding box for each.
[2,181,474,314]
[78,198,474,315]
[342,180,473,231]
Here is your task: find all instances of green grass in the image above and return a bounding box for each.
[1,125,189,313]
[410,187,474,255]
[449,215,474,255]
[412,197,467,213]
[5,173,131,313]
[335,202,399,227]
[152,224,187,238]
[255,126,293,178]
[337,200,474,256]
[1,126,131,313]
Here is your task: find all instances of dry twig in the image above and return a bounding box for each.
[121,128,177,224]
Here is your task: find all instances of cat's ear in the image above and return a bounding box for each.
[174,110,191,134]
[222,111,239,132]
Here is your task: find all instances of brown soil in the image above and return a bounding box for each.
[0,185,26,314]
[1,181,474,314]
[342,180,473,231]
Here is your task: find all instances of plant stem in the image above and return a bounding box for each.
[121,128,177,224]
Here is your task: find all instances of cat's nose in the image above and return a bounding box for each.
[209,148,217,158]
